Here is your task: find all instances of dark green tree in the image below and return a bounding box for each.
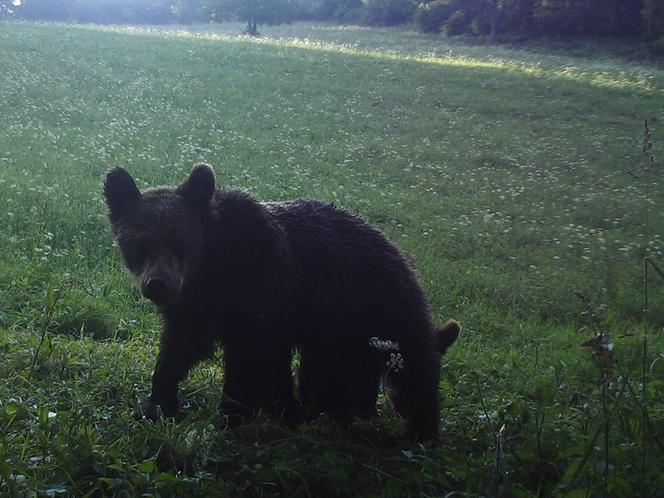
[603,0,643,36]
[171,0,204,23]
[492,0,536,35]
[315,0,363,20]
[204,0,295,35]
[18,0,73,21]
[363,0,416,25]
[533,0,642,36]
[415,0,458,33]
[643,0,664,41]
[15,0,185,23]
[414,0,647,39]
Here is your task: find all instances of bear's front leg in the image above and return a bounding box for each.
[139,322,211,420]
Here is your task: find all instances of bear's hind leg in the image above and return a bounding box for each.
[298,347,351,422]
[298,342,381,422]
[346,345,382,419]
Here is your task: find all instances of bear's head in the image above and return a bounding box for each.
[104,164,216,306]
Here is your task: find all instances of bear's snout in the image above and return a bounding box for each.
[142,276,176,306]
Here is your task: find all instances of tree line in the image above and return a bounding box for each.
[3,0,664,49]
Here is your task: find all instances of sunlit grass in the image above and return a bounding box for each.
[68,21,664,92]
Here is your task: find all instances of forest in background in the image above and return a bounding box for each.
[2,0,664,50]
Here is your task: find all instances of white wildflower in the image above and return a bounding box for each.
[369,337,400,351]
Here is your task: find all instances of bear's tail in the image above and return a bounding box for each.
[436,319,460,355]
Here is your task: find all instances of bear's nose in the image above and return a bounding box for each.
[143,277,172,305]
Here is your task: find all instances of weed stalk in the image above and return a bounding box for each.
[641,119,651,492]
[475,374,503,497]
[640,118,658,494]
[29,277,74,373]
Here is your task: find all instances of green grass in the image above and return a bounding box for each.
[0,20,663,497]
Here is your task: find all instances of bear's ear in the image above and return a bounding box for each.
[436,320,460,355]
[177,163,216,209]
[104,167,141,221]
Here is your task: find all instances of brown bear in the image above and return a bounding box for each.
[104,163,458,438]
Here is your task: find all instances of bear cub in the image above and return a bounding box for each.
[104,163,458,438]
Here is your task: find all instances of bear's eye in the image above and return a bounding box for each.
[120,236,152,270]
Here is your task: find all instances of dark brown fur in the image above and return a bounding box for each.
[104,164,458,438]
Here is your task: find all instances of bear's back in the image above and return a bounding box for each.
[266,199,432,337]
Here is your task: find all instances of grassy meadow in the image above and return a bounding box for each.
[0,21,663,496]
